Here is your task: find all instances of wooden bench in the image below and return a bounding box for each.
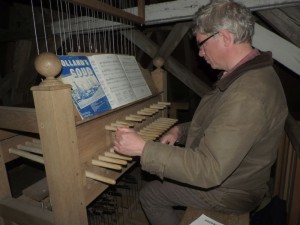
[180,208,249,225]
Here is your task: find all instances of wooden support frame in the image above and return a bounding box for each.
[0,50,171,225]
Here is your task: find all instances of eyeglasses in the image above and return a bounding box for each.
[197,32,219,49]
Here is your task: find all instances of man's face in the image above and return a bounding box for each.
[196,32,224,70]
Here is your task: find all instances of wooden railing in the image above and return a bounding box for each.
[273,113,300,225]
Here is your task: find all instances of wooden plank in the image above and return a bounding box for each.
[143,0,300,25]
[68,0,144,24]
[256,8,300,47]
[253,23,300,76]
[22,178,48,202]
[137,0,145,19]
[0,107,38,133]
[0,131,17,142]
[0,197,54,225]
[0,135,34,163]
[0,145,11,200]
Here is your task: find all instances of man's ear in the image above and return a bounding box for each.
[219,30,234,47]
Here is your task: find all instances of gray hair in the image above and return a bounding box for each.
[193,0,255,43]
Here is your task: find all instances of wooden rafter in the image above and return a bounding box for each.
[154,21,193,60]
[256,7,300,47]
[68,0,145,24]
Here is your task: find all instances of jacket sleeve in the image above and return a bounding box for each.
[176,122,190,144]
[141,86,269,188]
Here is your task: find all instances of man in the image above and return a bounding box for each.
[114,0,288,224]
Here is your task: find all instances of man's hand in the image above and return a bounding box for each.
[160,126,181,145]
[114,127,145,156]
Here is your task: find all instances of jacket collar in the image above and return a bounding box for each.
[215,51,273,91]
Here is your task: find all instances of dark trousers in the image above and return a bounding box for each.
[139,180,214,225]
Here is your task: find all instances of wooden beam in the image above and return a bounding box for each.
[143,0,300,25]
[137,0,145,19]
[253,23,300,76]
[155,21,192,60]
[0,107,38,133]
[121,30,211,97]
[68,0,144,24]
[256,7,300,47]
[0,146,11,200]
[0,197,54,225]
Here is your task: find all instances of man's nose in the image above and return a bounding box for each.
[198,47,205,57]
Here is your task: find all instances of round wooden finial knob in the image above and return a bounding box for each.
[153,56,165,69]
[34,52,62,79]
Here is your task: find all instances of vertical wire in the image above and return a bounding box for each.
[92,10,97,53]
[60,0,68,53]
[30,0,40,55]
[109,0,113,53]
[86,7,91,52]
[66,1,73,52]
[100,10,104,53]
[124,0,128,55]
[120,0,124,55]
[116,10,120,54]
[74,4,80,52]
[80,6,86,52]
[40,0,48,52]
[127,0,132,55]
[88,9,93,52]
[111,0,115,54]
[133,21,136,57]
[97,11,102,53]
[56,0,63,55]
[130,0,135,56]
[103,5,108,53]
[133,0,137,56]
[49,0,57,55]
[106,6,111,53]
[100,12,106,53]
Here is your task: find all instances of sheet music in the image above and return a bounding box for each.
[117,55,152,99]
[89,54,137,108]
[59,55,112,119]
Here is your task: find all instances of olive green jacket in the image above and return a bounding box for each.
[141,51,288,212]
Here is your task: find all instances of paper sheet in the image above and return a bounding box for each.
[190,214,224,225]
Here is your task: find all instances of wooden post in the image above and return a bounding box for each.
[31,52,88,225]
[0,136,12,225]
